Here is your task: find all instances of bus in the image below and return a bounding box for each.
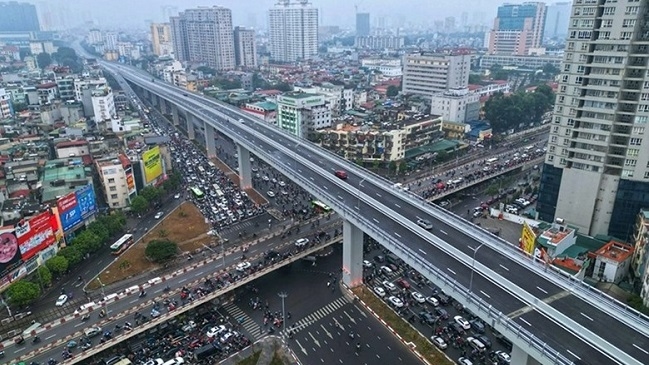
[110,234,134,255]
[190,187,204,199]
[311,200,332,213]
[486,157,499,165]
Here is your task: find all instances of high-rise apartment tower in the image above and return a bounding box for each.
[356,12,370,36]
[0,1,40,32]
[268,0,318,63]
[401,52,472,98]
[234,26,257,68]
[151,23,173,56]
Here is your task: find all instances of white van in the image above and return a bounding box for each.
[74,301,98,314]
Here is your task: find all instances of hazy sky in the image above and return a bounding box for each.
[31,0,559,29]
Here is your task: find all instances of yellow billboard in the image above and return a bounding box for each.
[143,146,163,183]
[520,222,537,256]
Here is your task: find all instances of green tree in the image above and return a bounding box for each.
[542,63,559,75]
[163,171,182,191]
[273,82,293,92]
[46,255,69,276]
[145,240,178,263]
[140,186,161,203]
[52,46,82,73]
[72,230,102,254]
[6,281,40,307]
[468,74,483,84]
[38,265,52,287]
[130,195,149,215]
[102,212,126,235]
[87,221,110,243]
[36,52,52,69]
[57,246,84,266]
[386,85,399,98]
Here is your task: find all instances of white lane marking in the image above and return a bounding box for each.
[129,299,139,304]
[310,177,314,181]
[447,268,456,275]
[418,249,427,255]
[480,290,491,299]
[395,203,400,208]
[519,318,532,327]
[633,344,649,355]
[355,205,360,210]
[14,348,25,354]
[499,264,509,271]
[331,168,336,171]
[338,195,344,200]
[323,185,328,190]
[178,278,187,283]
[566,350,582,360]
[46,334,56,340]
[376,193,382,197]
[536,286,547,294]
[580,312,593,321]
[439,229,448,235]
[74,322,85,327]
[194,270,205,277]
[394,232,401,238]
[298,169,302,173]
[372,218,379,224]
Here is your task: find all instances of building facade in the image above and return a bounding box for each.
[488,2,546,55]
[276,92,330,138]
[91,87,115,122]
[360,58,402,77]
[170,6,236,71]
[479,54,563,70]
[0,1,40,32]
[234,26,257,68]
[268,0,319,63]
[0,88,13,119]
[402,52,472,98]
[356,12,370,36]
[151,22,173,56]
[96,155,136,210]
[354,36,404,50]
[537,0,649,239]
[430,88,480,123]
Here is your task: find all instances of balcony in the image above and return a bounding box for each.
[626,70,645,79]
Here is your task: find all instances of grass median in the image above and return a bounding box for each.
[352,286,453,365]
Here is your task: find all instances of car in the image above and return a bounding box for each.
[373,255,385,263]
[334,170,348,179]
[174,193,181,199]
[84,326,102,337]
[454,315,471,330]
[380,266,393,275]
[434,307,449,320]
[295,238,309,247]
[430,336,447,350]
[476,334,492,349]
[236,261,251,272]
[55,294,68,306]
[439,200,450,207]
[382,280,397,292]
[154,211,164,219]
[457,357,473,365]
[495,350,511,364]
[419,311,437,325]
[411,291,426,303]
[262,175,269,182]
[144,359,164,365]
[470,319,486,333]
[416,218,433,230]
[362,260,373,268]
[278,181,286,187]
[267,191,275,198]
[238,118,244,123]
[373,286,386,297]
[396,278,410,289]
[206,325,227,338]
[387,296,404,308]
[425,296,439,307]
[466,336,486,353]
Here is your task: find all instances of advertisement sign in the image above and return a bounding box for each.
[0,232,23,277]
[75,185,97,219]
[57,192,82,232]
[520,222,537,256]
[126,172,136,193]
[15,211,58,260]
[143,146,163,183]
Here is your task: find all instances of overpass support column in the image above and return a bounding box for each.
[204,122,216,158]
[171,105,180,126]
[186,114,196,140]
[342,220,364,287]
[236,144,252,189]
[511,344,541,365]
[151,93,159,108]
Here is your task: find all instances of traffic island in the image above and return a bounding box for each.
[349,285,453,365]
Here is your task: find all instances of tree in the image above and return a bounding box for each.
[46,255,69,276]
[542,62,559,75]
[87,221,110,243]
[57,246,83,266]
[163,171,182,191]
[52,47,82,73]
[130,195,149,215]
[140,186,161,203]
[36,52,52,69]
[72,230,102,254]
[273,82,293,92]
[468,74,483,84]
[386,85,399,98]
[38,265,52,287]
[7,281,40,307]
[145,240,178,263]
[102,212,126,235]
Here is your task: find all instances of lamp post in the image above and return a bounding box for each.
[468,243,485,296]
[278,292,288,341]
[357,178,366,210]
[96,277,107,316]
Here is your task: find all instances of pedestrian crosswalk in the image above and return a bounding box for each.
[222,302,263,340]
[282,296,350,335]
[219,219,257,237]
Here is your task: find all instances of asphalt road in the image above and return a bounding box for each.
[3,218,341,364]
[108,64,648,365]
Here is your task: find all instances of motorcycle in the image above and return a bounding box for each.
[138,291,147,298]
[32,336,41,344]
[163,285,171,292]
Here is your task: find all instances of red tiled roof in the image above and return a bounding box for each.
[56,140,88,148]
[118,154,131,168]
[256,89,283,96]
[37,82,58,89]
[9,189,30,199]
[82,155,93,165]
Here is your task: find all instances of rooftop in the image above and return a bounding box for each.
[538,226,574,247]
[594,241,633,263]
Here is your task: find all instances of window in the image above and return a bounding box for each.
[109,186,117,192]
[644,171,649,179]
[551,136,558,143]
[108,178,115,183]
[603,7,615,15]
[111,194,118,199]
[627,148,640,157]
[621,32,634,40]
[635,116,648,124]
[630,137,642,145]
[601,19,614,28]
[633,126,645,134]
[622,19,636,28]
[626,6,639,15]
[625,159,637,167]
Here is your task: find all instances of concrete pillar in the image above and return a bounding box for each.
[186,113,196,140]
[511,344,541,365]
[171,105,180,126]
[237,144,252,189]
[342,220,364,287]
[150,93,158,107]
[204,122,216,158]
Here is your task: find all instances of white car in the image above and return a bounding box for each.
[373,286,386,297]
[207,325,227,338]
[279,181,286,187]
[431,336,447,350]
[495,351,511,364]
[411,291,426,304]
[458,357,473,365]
[425,296,439,307]
[174,193,181,199]
[454,315,471,330]
[380,266,393,275]
[236,261,251,272]
[387,296,404,308]
[55,294,68,307]
[267,191,276,198]
[295,238,309,247]
[416,218,433,230]
[262,176,269,182]
[83,326,102,337]
[154,211,164,219]
[363,260,373,268]
[382,280,397,292]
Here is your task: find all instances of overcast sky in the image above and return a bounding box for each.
[31,0,559,29]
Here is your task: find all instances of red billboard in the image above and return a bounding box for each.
[15,210,59,260]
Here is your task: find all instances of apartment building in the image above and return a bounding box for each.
[402,52,472,98]
[234,26,257,68]
[430,87,481,123]
[268,0,318,62]
[276,92,330,139]
[150,23,173,56]
[96,154,136,209]
[489,2,547,55]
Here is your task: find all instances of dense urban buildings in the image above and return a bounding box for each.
[150,23,173,56]
[538,0,649,240]
[233,26,257,68]
[354,35,405,50]
[0,1,40,32]
[268,0,319,63]
[170,6,236,71]
[356,12,370,36]
[430,88,480,123]
[401,52,472,98]
[488,2,546,55]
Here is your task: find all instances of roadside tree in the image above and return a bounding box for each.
[7,281,40,307]
[46,255,69,276]
[130,195,149,215]
[145,240,178,263]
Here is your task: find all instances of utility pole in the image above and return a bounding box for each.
[278,292,288,340]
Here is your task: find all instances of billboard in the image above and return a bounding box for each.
[143,146,163,183]
[0,232,23,277]
[520,222,537,256]
[57,192,82,232]
[15,210,59,260]
[76,185,97,219]
[126,172,136,194]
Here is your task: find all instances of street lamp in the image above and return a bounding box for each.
[468,243,485,297]
[96,277,107,317]
[357,178,366,210]
[278,292,288,341]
